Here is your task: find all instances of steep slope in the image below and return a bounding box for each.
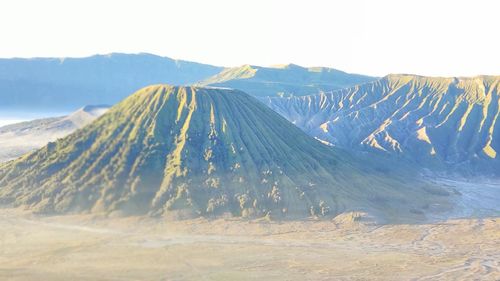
[266,75,500,176]
[0,85,451,221]
[0,105,109,163]
[0,53,222,111]
[200,64,376,97]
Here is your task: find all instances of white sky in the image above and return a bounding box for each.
[0,0,498,77]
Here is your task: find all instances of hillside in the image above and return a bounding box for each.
[0,105,109,163]
[0,53,222,111]
[200,64,376,97]
[0,85,451,221]
[265,75,500,176]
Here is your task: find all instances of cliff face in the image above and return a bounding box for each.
[266,75,500,176]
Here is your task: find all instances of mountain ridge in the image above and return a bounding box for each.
[0,85,451,221]
[0,105,109,163]
[0,53,223,110]
[265,74,500,176]
[200,64,376,97]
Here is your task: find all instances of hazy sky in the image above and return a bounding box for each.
[0,0,498,76]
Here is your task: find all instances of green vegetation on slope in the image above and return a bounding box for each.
[0,85,451,221]
[200,64,376,97]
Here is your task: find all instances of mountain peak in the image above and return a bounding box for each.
[0,85,339,217]
[200,64,376,97]
[0,85,448,220]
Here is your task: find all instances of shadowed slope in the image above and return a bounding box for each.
[266,75,500,176]
[0,85,451,221]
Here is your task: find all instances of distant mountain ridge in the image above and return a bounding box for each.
[265,74,500,176]
[0,53,222,111]
[0,85,451,221]
[0,54,375,111]
[200,64,376,97]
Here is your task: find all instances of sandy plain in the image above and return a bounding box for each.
[0,207,499,281]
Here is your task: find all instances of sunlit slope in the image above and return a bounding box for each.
[200,64,376,97]
[0,86,451,220]
[266,75,500,175]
